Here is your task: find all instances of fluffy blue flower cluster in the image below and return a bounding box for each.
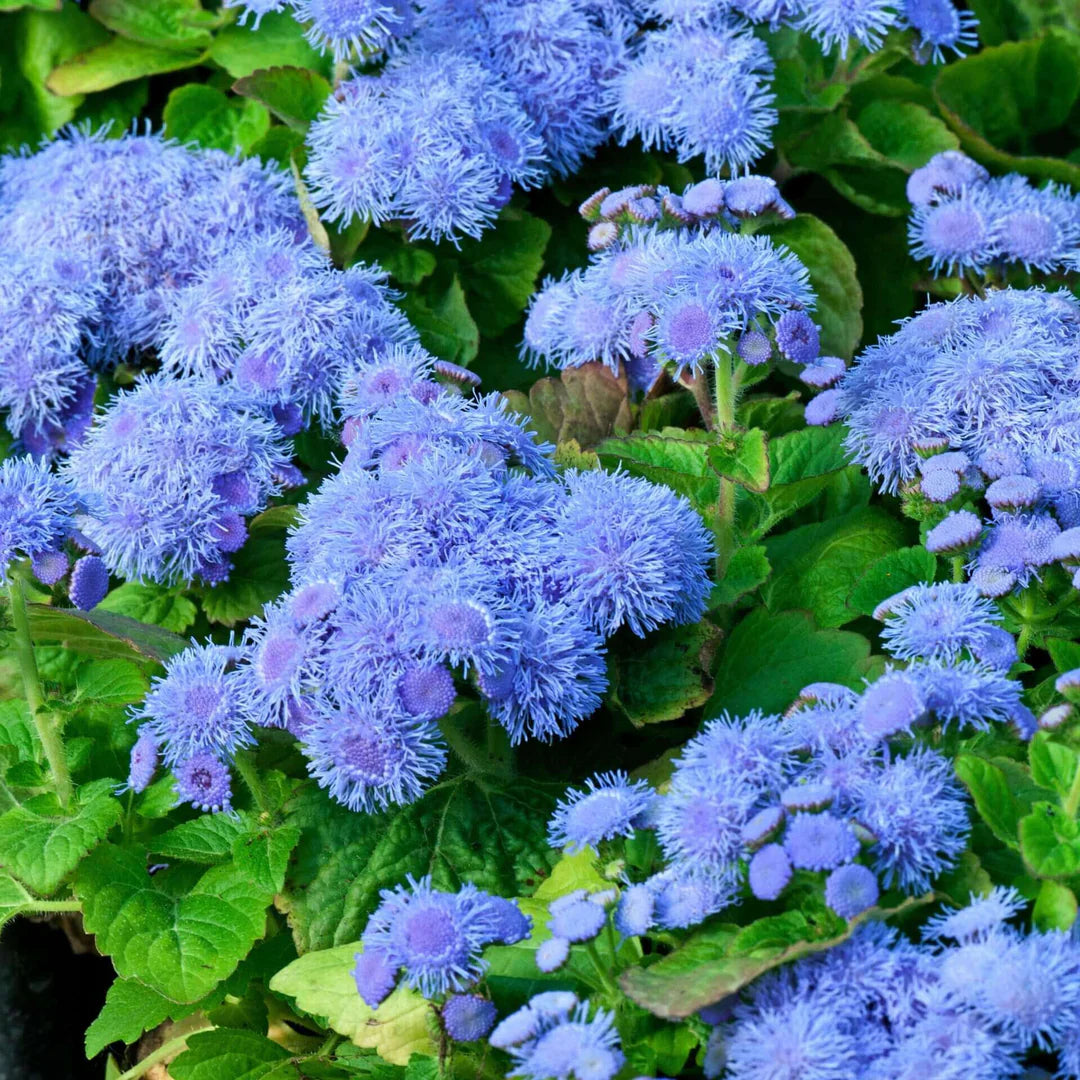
[0,456,76,583]
[719,0,976,60]
[539,583,1027,937]
[492,993,623,1080]
[352,874,530,1014]
[908,150,1080,275]
[524,178,817,391]
[705,890,1080,1079]
[0,130,306,454]
[225,0,416,57]
[125,352,712,812]
[306,51,546,243]
[63,376,298,586]
[606,16,776,174]
[304,0,630,241]
[832,287,1080,596]
[152,231,414,426]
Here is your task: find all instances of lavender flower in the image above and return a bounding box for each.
[547,771,654,853]
[0,456,75,580]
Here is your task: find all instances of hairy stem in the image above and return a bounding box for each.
[584,939,620,998]
[7,578,71,809]
[713,353,737,578]
[951,556,965,583]
[114,1026,214,1080]
[1064,761,1080,819]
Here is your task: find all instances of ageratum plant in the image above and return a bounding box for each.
[1,1,1080,1078]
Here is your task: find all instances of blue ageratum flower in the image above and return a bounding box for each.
[607,18,776,174]
[496,996,624,1080]
[0,131,304,445]
[359,875,529,1001]
[63,375,295,584]
[305,50,546,243]
[132,643,251,768]
[478,600,608,744]
[234,599,325,730]
[547,771,654,853]
[0,456,76,580]
[552,468,713,637]
[299,690,447,813]
[851,746,969,892]
[415,0,630,178]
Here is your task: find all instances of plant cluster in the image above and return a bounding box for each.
[1,1,1080,1079]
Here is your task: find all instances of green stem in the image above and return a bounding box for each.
[963,268,987,299]
[31,899,80,914]
[584,939,620,998]
[950,556,965,584]
[7,579,71,809]
[233,749,271,817]
[714,352,737,578]
[438,710,504,779]
[114,1027,214,1080]
[1016,623,1035,661]
[1064,761,1080,819]
[680,371,714,430]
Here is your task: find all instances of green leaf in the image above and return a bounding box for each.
[608,621,721,725]
[761,215,863,359]
[231,823,301,895]
[743,424,854,538]
[0,780,121,895]
[847,546,938,618]
[707,609,872,716]
[706,428,770,492]
[0,5,110,147]
[152,815,248,865]
[854,100,959,171]
[87,0,214,50]
[232,66,331,131]
[1019,803,1080,880]
[163,83,270,154]
[86,977,206,1057]
[1034,879,1078,932]
[46,36,202,96]
[75,657,149,705]
[597,429,717,511]
[0,700,40,763]
[169,1029,293,1080]
[0,872,36,932]
[515,364,631,450]
[208,9,329,79]
[281,776,558,951]
[621,897,928,1018]
[934,30,1080,186]
[75,846,274,1003]
[400,276,479,365]
[710,545,771,608]
[955,754,1023,849]
[96,583,197,634]
[763,507,908,628]
[27,603,187,662]
[270,944,434,1065]
[455,210,552,337]
[1029,732,1079,800]
[197,527,290,626]
[360,231,438,287]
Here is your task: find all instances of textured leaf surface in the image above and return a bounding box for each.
[75,658,149,705]
[169,1029,293,1080]
[164,83,269,153]
[0,779,120,895]
[208,9,328,78]
[97,583,197,634]
[76,845,273,1003]
[88,0,214,50]
[621,897,929,1018]
[609,621,721,725]
[280,777,558,950]
[270,944,434,1065]
[763,507,908,627]
[708,609,872,716]
[519,363,632,450]
[847,546,938,617]
[232,65,330,130]
[47,36,201,95]
[27,604,187,662]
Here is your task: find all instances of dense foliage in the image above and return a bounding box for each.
[2,0,1080,1078]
